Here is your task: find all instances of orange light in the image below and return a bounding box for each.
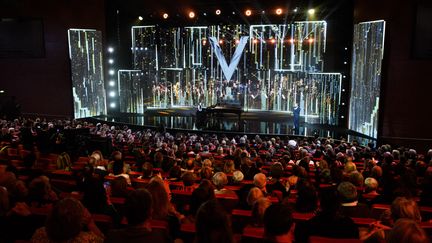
[219,39,223,44]
[202,40,207,45]
[189,11,195,19]
[270,38,276,44]
[215,9,221,15]
[245,9,252,16]
[275,8,283,15]
[235,39,240,44]
[308,38,314,43]
[253,39,258,44]
[162,13,169,19]
[289,38,295,43]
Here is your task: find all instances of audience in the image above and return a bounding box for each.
[0,117,431,242]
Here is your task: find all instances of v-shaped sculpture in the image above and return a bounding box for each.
[208,36,249,81]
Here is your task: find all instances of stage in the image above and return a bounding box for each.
[87,107,375,141]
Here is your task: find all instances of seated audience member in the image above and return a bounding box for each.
[337,181,370,218]
[168,165,182,181]
[140,162,153,179]
[146,178,183,240]
[195,199,234,243]
[110,159,131,186]
[182,171,197,191]
[212,172,236,195]
[253,173,268,195]
[200,166,213,181]
[263,204,294,243]
[231,170,244,185]
[361,177,383,204]
[348,171,364,187]
[188,179,215,222]
[387,219,430,243]
[110,176,129,198]
[294,188,359,242]
[251,197,271,227]
[31,198,103,243]
[391,197,421,223]
[246,187,265,209]
[105,189,172,243]
[294,180,318,213]
[27,176,58,207]
[223,160,235,174]
[267,163,288,198]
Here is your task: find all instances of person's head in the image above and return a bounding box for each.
[387,219,430,243]
[169,165,182,179]
[91,150,104,162]
[337,181,358,203]
[28,176,52,203]
[232,170,244,184]
[391,197,421,222]
[111,176,129,197]
[364,177,379,193]
[111,150,122,161]
[146,178,169,219]
[200,166,213,180]
[270,163,284,179]
[295,180,318,213]
[319,188,341,215]
[182,172,197,187]
[45,198,85,241]
[263,204,294,242]
[247,187,264,206]
[371,165,383,178]
[202,159,212,168]
[212,172,228,190]
[0,186,9,216]
[125,189,153,226]
[348,171,364,187]
[142,162,153,178]
[195,199,233,243]
[251,198,271,227]
[190,180,215,216]
[253,173,267,190]
[344,161,357,174]
[112,160,125,175]
[223,160,235,174]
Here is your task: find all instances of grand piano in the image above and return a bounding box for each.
[197,101,243,121]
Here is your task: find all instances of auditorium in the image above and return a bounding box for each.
[0,0,431,242]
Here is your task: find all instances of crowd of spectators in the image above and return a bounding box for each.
[1,117,432,242]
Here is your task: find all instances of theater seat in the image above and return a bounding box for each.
[309,236,362,243]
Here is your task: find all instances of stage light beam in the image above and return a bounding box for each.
[110,103,116,108]
[109,81,115,86]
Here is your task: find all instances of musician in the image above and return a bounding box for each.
[293,103,300,134]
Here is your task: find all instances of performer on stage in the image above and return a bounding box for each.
[293,103,300,134]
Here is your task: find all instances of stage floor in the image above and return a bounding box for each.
[91,107,363,139]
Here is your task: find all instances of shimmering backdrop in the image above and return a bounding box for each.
[117,22,343,126]
[68,29,106,118]
[349,20,385,139]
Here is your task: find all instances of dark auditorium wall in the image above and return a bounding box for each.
[354,0,432,151]
[0,0,105,118]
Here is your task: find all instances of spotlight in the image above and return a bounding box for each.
[293,8,298,13]
[219,39,223,44]
[215,9,221,15]
[138,16,143,21]
[109,81,115,86]
[245,9,252,16]
[109,70,115,75]
[108,47,114,53]
[270,38,276,44]
[189,11,195,19]
[0,90,4,93]
[308,9,315,15]
[110,102,116,108]
[275,8,283,15]
[163,13,169,19]
[289,38,295,43]
[202,39,207,45]
[253,39,258,44]
[108,59,114,64]
[308,38,314,43]
[109,91,116,97]
[235,39,240,44]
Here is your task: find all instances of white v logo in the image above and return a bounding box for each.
[208,36,248,81]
